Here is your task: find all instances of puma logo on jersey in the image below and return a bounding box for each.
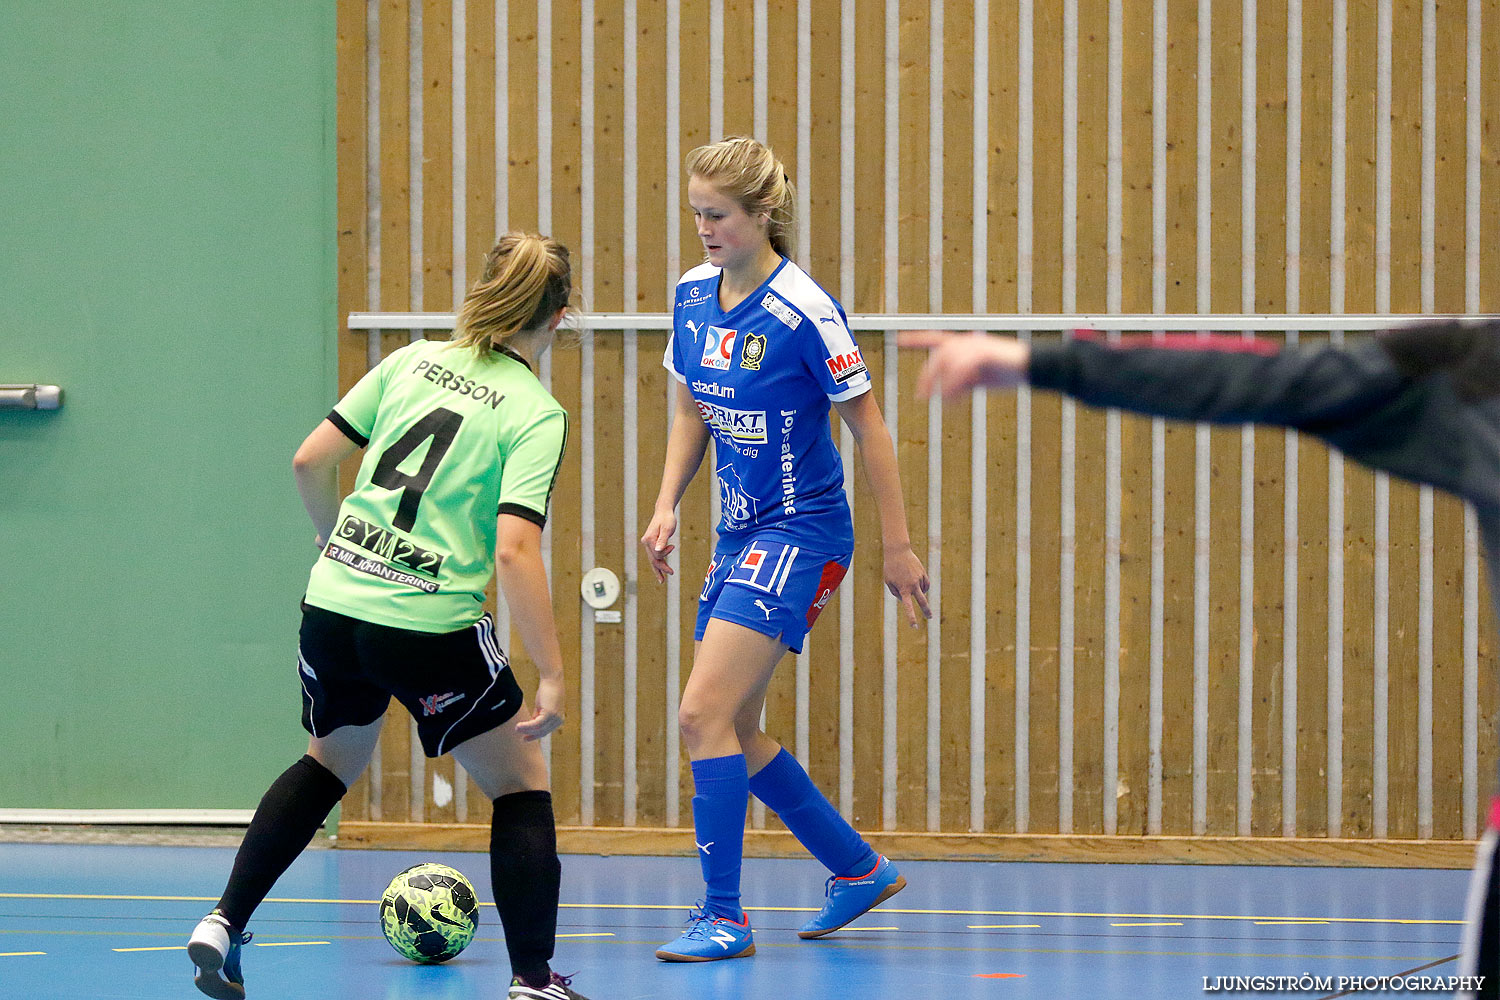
[818,315,839,325]
[685,319,704,339]
[753,599,775,621]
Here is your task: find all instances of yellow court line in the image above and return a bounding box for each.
[113,946,187,953]
[1,952,46,957]
[0,892,1461,926]
[1111,922,1184,927]
[253,941,329,948]
[970,925,1042,930]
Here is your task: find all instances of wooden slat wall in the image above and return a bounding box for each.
[334,0,1500,855]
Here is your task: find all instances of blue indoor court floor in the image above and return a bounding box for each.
[0,841,1471,999]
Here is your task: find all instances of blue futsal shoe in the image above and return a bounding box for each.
[188,910,253,999]
[798,855,907,939]
[655,902,756,962]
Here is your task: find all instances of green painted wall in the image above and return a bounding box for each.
[0,4,336,807]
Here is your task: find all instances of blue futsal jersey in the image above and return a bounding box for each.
[664,258,872,552]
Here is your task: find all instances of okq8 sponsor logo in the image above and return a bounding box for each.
[700,326,739,371]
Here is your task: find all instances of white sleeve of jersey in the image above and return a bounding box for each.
[662,336,686,382]
[809,312,872,402]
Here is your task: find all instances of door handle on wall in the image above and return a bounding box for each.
[0,385,64,410]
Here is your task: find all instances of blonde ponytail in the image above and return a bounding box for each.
[451,233,572,357]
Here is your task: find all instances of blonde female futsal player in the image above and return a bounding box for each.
[641,137,931,962]
[188,234,590,1000]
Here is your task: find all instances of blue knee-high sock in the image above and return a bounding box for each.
[749,747,877,877]
[690,754,749,920]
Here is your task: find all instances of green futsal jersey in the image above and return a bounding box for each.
[304,338,568,632]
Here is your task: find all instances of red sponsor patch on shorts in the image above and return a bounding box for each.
[805,560,849,627]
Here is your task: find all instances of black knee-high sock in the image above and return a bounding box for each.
[216,755,346,929]
[491,790,560,985]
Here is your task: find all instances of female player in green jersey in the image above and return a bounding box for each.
[188,233,590,1000]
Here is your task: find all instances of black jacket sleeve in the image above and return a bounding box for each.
[1026,334,1500,520]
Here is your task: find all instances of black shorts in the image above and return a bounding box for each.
[297,603,524,757]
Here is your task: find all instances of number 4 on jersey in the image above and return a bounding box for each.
[371,407,464,531]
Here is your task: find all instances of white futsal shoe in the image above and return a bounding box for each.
[188,910,253,1000]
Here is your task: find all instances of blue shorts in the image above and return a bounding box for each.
[694,530,850,654]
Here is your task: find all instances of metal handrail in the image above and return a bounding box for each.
[347,311,1496,333]
[0,384,63,410]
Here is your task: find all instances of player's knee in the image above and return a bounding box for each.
[677,698,730,751]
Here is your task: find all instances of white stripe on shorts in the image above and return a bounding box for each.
[435,614,510,756]
[297,650,320,738]
[775,546,800,596]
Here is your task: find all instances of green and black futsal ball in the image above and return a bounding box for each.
[379,863,479,963]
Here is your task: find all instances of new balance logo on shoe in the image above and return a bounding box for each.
[710,927,738,950]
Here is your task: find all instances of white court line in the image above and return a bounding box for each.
[253,941,331,949]
[0,894,1461,925]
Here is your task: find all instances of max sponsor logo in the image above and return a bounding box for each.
[824,349,867,384]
